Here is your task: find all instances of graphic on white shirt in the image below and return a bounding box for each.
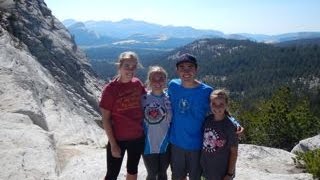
[144,102,166,124]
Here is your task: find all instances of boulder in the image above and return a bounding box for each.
[0,113,58,180]
[291,134,320,153]
[235,144,312,180]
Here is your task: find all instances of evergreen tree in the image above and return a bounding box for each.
[239,87,320,150]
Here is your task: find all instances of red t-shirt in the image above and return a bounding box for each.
[99,77,146,141]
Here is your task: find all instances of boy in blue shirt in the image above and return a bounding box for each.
[168,53,242,180]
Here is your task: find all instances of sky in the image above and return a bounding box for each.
[44,0,320,35]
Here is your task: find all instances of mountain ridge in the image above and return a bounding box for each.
[64,18,320,45]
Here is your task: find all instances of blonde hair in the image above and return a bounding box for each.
[210,89,231,116]
[116,51,139,67]
[113,51,143,80]
[146,66,168,89]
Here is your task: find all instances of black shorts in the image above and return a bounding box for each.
[105,137,145,180]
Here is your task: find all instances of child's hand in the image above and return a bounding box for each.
[111,143,121,158]
[236,126,244,139]
[223,175,233,180]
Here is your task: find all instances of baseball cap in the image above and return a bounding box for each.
[176,53,198,68]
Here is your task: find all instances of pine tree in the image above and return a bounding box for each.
[239,87,320,150]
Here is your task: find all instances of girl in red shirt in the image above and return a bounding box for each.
[99,51,146,180]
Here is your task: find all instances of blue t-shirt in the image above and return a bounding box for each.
[168,79,213,150]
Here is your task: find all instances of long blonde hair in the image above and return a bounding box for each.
[145,66,168,90]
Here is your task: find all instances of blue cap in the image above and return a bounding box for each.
[176,53,197,67]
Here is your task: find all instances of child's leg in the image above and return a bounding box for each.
[105,142,125,180]
[143,154,159,180]
[186,150,201,180]
[126,137,145,178]
[158,150,170,180]
[171,144,187,180]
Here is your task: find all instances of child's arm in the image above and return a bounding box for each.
[223,145,238,180]
[101,108,121,158]
[228,116,245,137]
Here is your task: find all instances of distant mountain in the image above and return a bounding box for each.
[64,18,224,39]
[63,19,224,51]
[275,32,320,42]
[68,22,115,45]
[274,37,320,47]
[236,33,273,42]
[61,19,77,27]
[63,19,320,52]
[238,32,320,43]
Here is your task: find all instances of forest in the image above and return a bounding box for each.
[90,38,320,110]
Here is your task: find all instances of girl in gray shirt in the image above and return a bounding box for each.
[200,89,238,180]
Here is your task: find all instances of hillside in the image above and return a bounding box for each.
[274,37,320,47]
[166,39,320,100]
[91,38,320,104]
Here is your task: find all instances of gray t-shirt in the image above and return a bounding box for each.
[200,114,238,179]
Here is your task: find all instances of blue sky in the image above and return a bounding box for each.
[45,0,320,35]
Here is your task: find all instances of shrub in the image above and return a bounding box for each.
[294,149,320,179]
[238,87,320,150]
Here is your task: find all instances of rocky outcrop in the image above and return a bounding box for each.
[52,144,313,180]
[235,144,312,180]
[291,134,320,153]
[0,0,105,146]
[1,0,101,112]
[0,112,58,179]
[0,0,105,179]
